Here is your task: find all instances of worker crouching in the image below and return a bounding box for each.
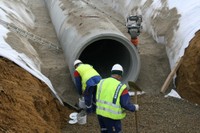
[73,59,101,113]
[95,64,139,133]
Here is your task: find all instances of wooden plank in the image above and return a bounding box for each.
[160,57,183,93]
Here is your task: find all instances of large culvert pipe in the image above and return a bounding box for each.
[45,0,140,83]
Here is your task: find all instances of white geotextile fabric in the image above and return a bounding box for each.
[102,0,200,69]
[0,1,63,105]
[102,0,200,99]
[0,27,63,105]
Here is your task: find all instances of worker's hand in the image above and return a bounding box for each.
[134,104,139,111]
[86,105,93,114]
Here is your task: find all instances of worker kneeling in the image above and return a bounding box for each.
[95,64,139,133]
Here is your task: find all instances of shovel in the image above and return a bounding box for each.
[128,81,142,133]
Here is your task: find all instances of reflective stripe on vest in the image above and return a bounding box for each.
[96,78,126,120]
[113,83,123,104]
[76,64,99,92]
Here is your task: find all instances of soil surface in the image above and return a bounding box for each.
[176,30,200,105]
[0,0,200,133]
[0,58,71,133]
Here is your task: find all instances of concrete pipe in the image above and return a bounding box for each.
[45,0,140,83]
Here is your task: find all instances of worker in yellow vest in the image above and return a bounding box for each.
[74,59,101,113]
[95,64,139,133]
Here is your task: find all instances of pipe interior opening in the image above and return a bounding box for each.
[79,39,131,79]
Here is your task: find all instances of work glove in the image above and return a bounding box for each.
[134,104,139,111]
[86,105,93,114]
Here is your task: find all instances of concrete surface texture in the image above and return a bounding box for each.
[0,0,200,133]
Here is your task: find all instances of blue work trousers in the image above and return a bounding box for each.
[97,115,122,133]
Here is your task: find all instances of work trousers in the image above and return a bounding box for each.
[97,115,122,133]
[84,86,96,112]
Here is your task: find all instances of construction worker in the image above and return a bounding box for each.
[73,59,101,113]
[95,64,139,133]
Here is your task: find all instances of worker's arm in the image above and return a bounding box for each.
[120,89,137,112]
[74,70,82,95]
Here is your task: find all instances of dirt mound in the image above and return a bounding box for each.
[0,58,72,133]
[176,30,200,105]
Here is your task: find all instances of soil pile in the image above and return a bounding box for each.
[0,58,72,133]
[176,30,200,105]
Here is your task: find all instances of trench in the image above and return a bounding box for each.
[44,0,200,105]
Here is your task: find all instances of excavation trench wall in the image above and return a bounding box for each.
[100,0,200,103]
[99,0,200,69]
[44,0,140,83]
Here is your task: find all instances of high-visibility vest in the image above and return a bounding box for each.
[76,64,99,92]
[96,77,126,120]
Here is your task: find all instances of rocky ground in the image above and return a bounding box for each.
[0,0,200,133]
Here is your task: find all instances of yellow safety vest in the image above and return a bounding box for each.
[96,77,126,120]
[76,64,99,92]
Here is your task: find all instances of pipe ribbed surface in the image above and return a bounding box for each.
[45,0,140,83]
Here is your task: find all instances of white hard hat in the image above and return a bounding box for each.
[74,59,82,66]
[111,64,123,72]
[111,64,123,76]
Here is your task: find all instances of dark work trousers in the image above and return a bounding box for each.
[92,88,96,112]
[97,115,122,133]
[84,86,97,113]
